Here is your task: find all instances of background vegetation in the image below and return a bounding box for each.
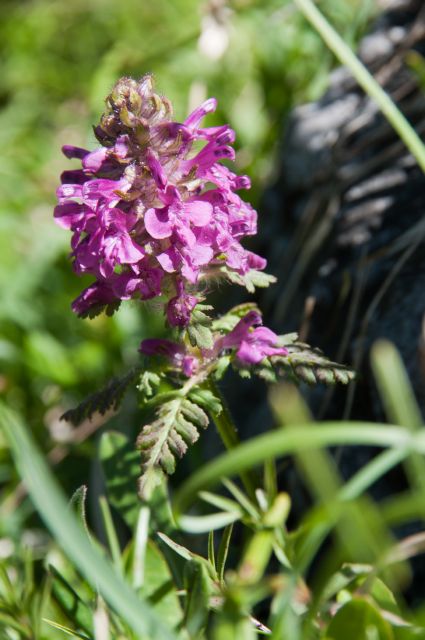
[4,1,425,638]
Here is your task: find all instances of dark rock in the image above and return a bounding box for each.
[260,0,425,424]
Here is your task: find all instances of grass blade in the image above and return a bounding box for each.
[293,0,425,173]
[0,403,177,640]
[372,340,425,505]
[217,523,234,585]
[174,422,412,512]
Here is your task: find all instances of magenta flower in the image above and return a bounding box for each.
[55,75,266,326]
[139,338,199,377]
[140,310,288,376]
[214,310,288,366]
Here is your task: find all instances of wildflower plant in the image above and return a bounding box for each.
[56,74,354,498]
[2,0,425,635]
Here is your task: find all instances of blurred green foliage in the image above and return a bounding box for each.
[5,1,425,637]
[0,0,377,633]
[0,0,375,420]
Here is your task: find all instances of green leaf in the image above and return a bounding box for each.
[138,370,161,398]
[137,398,210,500]
[62,367,141,425]
[208,531,216,571]
[157,533,216,580]
[100,431,141,529]
[0,403,178,640]
[69,485,90,538]
[212,303,260,332]
[221,267,276,293]
[43,619,91,640]
[125,539,184,634]
[174,422,411,513]
[184,561,212,637]
[24,331,77,386]
[271,341,355,386]
[217,524,234,584]
[49,565,93,635]
[326,598,393,640]
[187,323,214,350]
[213,355,232,381]
[189,388,222,416]
[178,511,241,533]
[186,305,214,350]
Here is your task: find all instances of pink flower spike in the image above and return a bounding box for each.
[55,75,267,322]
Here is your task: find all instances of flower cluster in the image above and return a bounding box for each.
[139,310,288,374]
[55,75,265,326]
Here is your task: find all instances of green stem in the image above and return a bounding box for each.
[206,378,258,501]
[293,0,425,174]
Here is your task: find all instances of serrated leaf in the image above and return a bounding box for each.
[187,323,214,350]
[276,332,299,346]
[271,342,355,386]
[99,431,141,528]
[186,304,214,349]
[212,303,260,332]
[180,400,209,428]
[62,367,141,425]
[138,371,161,397]
[137,398,210,499]
[77,299,121,319]
[213,355,232,380]
[250,359,277,383]
[221,267,276,293]
[189,388,222,415]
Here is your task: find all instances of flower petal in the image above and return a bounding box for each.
[184,98,217,129]
[144,207,172,239]
[62,145,89,160]
[184,200,213,227]
[156,247,180,272]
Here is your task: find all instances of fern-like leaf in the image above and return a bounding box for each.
[271,339,355,386]
[186,304,214,350]
[61,367,141,425]
[137,398,209,499]
[212,302,260,333]
[76,299,121,319]
[221,267,276,293]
